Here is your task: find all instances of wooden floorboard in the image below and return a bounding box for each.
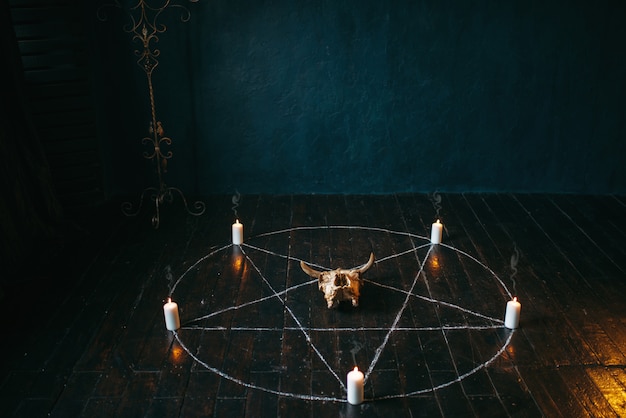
[1,193,625,417]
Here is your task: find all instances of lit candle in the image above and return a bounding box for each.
[504,297,521,329]
[347,366,364,405]
[232,219,243,245]
[163,298,180,331]
[431,219,443,244]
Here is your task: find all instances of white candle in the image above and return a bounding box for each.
[347,366,364,405]
[232,219,243,245]
[504,297,521,329]
[163,298,180,331]
[431,219,443,244]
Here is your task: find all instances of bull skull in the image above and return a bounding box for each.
[300,253,375,309]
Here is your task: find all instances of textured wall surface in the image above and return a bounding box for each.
[95,0,626,195]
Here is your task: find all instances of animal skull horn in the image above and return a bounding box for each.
[300,252,375,308]
[356,252,376,273]
[300,252,375,278]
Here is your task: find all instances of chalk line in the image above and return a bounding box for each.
[183,279,317,325]
[169,243,231,296]
[372,330,515,399]
[174,331,344,403]
[171,224,516,402]
[182,324,503,332]
[363,245,433,383]
[240,246,346,390]
[364,279,504,324]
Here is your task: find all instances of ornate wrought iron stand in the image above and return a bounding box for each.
[99,0,204,228]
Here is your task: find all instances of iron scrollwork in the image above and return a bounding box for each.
[98,0,205,228]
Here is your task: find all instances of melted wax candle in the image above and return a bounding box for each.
[504,297,521,329]
[163,298,180,331]
[347,366,364,405]
[431,219,443,244]
[232,219,243,245]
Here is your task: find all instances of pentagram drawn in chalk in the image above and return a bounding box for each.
[169,226,515,402]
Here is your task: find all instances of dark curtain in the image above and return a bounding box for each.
[0,2,63,282]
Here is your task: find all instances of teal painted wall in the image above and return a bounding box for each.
[94,0,626,195]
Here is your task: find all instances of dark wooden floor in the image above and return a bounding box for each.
[1,193,625,417]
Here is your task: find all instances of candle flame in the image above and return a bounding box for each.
[167,297,172,303]
[353,366,359,372]
[513,296,517,302]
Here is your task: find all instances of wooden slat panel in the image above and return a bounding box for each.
[25,80,91,98]
[30,95,93,113]
[9,0,104,209]
[10,6,74,23]
[38,127,98,148]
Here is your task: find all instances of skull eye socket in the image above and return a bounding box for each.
[334,273,348,287]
